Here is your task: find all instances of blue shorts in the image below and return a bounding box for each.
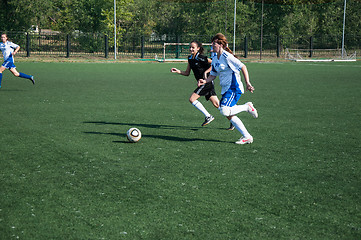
[2,57,16,69]
[220,89,242,107]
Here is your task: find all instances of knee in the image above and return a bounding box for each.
[11,70,19,77]
[219,106,232,117]
[189,95,198,104]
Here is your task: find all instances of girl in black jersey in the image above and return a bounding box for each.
[170,40,220,127]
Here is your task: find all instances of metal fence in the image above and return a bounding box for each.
[4,31,361,60]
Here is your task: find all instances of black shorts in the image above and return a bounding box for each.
[193,81,217,101]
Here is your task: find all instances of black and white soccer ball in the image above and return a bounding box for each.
[126,128,142,143]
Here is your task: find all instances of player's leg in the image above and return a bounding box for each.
[209,95,234,130]
[226,115,253,144]
[190,92,214,126]
[226,122,235,131]
[209,95,219,108]
[0,65,5,88]
[228,102,258,118]
[219,91,253,144]
[10,67,35,84]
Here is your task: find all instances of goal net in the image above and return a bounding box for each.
[285,48,356,62]
[160,43,212,62]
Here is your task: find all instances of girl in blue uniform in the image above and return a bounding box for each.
[0,33,35,88]
[198,33,258,144]
[171,40,219,127]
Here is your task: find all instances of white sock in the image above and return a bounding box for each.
[229,103,248,116]
[230,116,251,138]
[192,100,211,117]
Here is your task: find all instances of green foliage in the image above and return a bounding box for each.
[0,0,360,47]
[101,0,134,33]
[0,0,134,34]
[0,0,53,31]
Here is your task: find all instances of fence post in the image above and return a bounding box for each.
[244,36,248,58]
[105,35,109,58]
[141,36,145,59]
[66,34,70,58]
[276,35,280,58]
[26,32,30,57]
[309,36,313,58]
[176,35,180,59]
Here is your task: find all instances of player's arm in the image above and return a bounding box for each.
[170,63,191,76]
[203,58,212,79]
[226,54,255,93]
[241,65,254,93]
[198,74,216,87]
[199,62,217,87]
[12,46,20,55]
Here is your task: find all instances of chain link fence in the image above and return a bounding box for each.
[3,31,360,60]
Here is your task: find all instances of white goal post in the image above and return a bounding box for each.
[285,48,356,62]
[160,42,212,62]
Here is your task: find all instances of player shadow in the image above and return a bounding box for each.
[83,131,226,143]
[0,89,26,91]
[83,121,201,131]
[83,121,228,143]
[84,120,233,131]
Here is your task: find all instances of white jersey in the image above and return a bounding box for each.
[210,46,217,59]
[0,41,19,61]
[210,50,244,94]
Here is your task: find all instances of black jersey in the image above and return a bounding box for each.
[188,53,211,81]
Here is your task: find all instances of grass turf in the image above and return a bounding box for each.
[1,61,360,239]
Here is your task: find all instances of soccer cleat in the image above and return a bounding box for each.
[247,102,258,118]
[30,76,35,85]
[202,115,214,126]
[235,136,253,145]
[227,123,235,130]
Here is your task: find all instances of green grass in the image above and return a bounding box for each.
[1,61,361,239]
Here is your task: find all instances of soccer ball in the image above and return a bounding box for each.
[126,128,142,143]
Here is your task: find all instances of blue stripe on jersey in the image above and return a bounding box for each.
[189,52,200,60]
[225,92,235,106]
[2,54,16,69]
[220,91,235,107]
[211,65,217,73]
[222,52,228,59]
[220,89,242,107]
[194,52,199,60]
[230,72,241,92]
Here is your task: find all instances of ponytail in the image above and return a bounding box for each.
[211,33,237,58]
[225,46,234,56]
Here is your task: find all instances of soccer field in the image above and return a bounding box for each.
[1,61,360,239]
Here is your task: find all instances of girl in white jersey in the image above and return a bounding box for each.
[198,33,258,144]
[0,33,35,88]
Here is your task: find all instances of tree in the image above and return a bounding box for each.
[101,0,134,35]
[0,0,53,31]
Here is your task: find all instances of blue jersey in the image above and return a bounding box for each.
[0,41,19,61]
[210,50,244,95]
